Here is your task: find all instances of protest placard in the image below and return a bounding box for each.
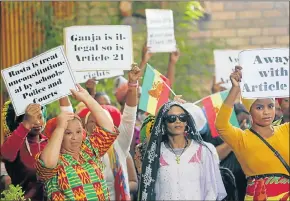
[74,70,124,83]
[1,46,77,116]
[146,9,176,53]
[64,25,133,71]
[214,50,241,89]
[239,48,289,99]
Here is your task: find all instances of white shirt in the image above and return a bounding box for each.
[155,141,226,201]
[102,104,137,200]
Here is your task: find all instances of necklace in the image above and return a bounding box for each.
[26,137,41,156]
[167,138,188,164]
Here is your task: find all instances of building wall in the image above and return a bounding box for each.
[190,2,289,49]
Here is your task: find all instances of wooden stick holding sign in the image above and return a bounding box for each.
[1,46,77,116]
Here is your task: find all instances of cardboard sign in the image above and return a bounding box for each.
[74,70,124,83]
[64,25,133,71]
[239,48,289,98]
[1,46,77,116]
[214,50,241,89]
[146,9,176,53]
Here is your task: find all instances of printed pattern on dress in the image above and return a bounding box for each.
[189,144,202,163]
[35,126,116,201]
[139,101,205,201]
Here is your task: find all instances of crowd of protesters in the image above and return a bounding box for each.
[0,42,289,201]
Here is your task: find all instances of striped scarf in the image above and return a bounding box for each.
[84,110,130,200]
[108,146,130,201]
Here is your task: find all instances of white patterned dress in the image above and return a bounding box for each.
[155,141,227,200]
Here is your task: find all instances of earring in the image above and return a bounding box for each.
[185,125,191,133]
[161,125,165,135]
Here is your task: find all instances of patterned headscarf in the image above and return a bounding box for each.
[80,107,130,201]
[138,101,207,201]
[140,115,155,143]
[2,100,47,140]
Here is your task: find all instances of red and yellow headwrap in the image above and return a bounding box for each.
[277,98,284,105]
[44,116,86,140]
[115,83,128,105]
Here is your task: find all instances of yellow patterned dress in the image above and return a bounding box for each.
[35,126,118,201]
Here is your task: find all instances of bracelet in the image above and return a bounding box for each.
[128,81,138,87]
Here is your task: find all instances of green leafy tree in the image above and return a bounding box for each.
[16,1,220,118]
[130,1,221,101]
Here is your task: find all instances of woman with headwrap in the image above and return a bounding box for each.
[273,97,289,126]
[0,101,48,200]
[134,115,155,178]
[0,96,72,200]
[35,84,118,201]
[216,66,289,201]
[82,65,140,201]
[138,101,226,201]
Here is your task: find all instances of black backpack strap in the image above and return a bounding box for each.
[250,128,290,173]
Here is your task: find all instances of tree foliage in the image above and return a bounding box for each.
[17,1,220,119]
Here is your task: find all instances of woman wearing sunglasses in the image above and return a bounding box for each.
[138,101,226,201]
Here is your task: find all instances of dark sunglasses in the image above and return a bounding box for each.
[164,114,188,123]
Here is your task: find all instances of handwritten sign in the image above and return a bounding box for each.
[74,70,124,83]
[214,50,241,89]
[64,25,133,71]
[239,48,289,98]
[146,9,176,53]
[1,46,77,116]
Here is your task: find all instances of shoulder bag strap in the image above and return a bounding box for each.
[249,128,290,173]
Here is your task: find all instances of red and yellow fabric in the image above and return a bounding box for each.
[216,104,290,200]
[44,117,86,140]
[245,174,289,201]
[202,91,239,137]
[139,64,170,115]
[35,126,119,201]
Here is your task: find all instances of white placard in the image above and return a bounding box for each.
[239,48,289,99]
[64,25,133,71]
[214,50,241,89]
[147,29,176,53]
[74,70,124,83]
[1,46,77,116]
[146,9,174,29]
[146,9,176,53]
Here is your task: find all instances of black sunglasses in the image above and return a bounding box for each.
[164,114,188,123]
